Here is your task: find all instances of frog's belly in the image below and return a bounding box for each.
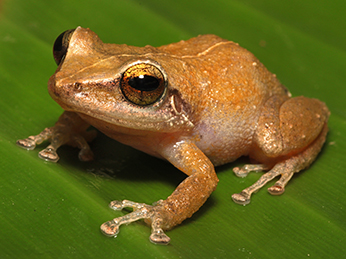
[193,121,255,166]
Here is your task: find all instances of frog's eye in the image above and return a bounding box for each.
[120,63,166,106]
[53,29,75,65]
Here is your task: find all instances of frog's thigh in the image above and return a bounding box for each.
[255,96,329,157]
[278,96,329,156]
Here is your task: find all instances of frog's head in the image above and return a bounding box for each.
[48,27,193,133]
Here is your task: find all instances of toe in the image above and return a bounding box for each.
[100,220,120,237]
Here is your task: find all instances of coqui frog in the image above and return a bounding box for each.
[17,27,330,244]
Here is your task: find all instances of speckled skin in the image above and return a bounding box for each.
[17,27,330,244]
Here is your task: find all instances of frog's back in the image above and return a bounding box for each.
[159,35,290,165]
[159,34,288,98]
[158,34,229,56]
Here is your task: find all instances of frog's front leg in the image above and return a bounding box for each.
[232,96,330,205]
[100,139,219,244]
[17,111,96,162]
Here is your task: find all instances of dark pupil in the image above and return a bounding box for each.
[128,75,159,91]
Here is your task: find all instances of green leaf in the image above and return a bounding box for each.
[0,0,345,258]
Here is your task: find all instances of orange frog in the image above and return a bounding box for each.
[17,27,330,244]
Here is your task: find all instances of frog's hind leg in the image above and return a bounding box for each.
[232,162,293,205]
[232,123,328,205]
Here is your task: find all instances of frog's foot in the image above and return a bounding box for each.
[232,162,294,205]
[17,127,95,162]
[232,121,329,205]
[17,127,59,161]
[233,164,270,178]
[16,111,96,162]
[100,200,170,245]
[17,128,50,150]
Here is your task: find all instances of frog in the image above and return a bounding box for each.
[17,27,330,244]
